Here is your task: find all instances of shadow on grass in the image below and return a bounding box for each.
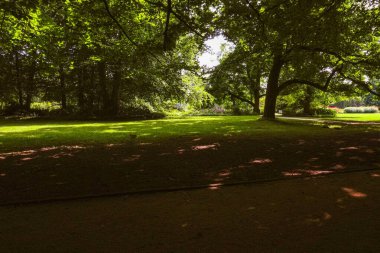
[0,128,379,203]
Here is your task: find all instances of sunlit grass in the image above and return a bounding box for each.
[333,113,380,122]
[0,115,377,151]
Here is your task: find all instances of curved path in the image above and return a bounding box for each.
[1,169,380,252]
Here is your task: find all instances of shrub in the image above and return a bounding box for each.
[31,102,61,111]
[312,107,337,117]
[282,108,304,116]
[282,107,337,117]
[344,107,379,113]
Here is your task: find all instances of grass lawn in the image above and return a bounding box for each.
[333,113,380,122]
[0,116,379,204]
[0,115,357,152]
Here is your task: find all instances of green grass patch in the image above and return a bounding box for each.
[0,115,377,152]
[332,113,380,122]
[0,116,330,150]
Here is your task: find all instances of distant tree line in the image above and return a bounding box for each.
[0,0,379,119]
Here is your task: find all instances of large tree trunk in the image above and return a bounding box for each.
[59,65,67,110]
[263,54,284,119]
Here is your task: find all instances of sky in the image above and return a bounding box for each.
[197,35,233,68]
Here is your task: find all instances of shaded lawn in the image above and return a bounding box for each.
[0,116,379,203]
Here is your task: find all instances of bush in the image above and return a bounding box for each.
[282,107,337,117]
[282,108,304,117]
[344,107,379,113]
[31,102,61,111]
[312,107,337,117]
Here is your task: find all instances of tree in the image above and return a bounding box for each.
[0,0,213,116]
[209,46,266,114]
[216,0,380,119]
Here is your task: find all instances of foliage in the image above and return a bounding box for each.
[0,0,379,119]
[215,0,380,118]
[312,108,337,117]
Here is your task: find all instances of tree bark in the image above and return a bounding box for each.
[110,66,121,115]
[263,54,283,119]
[25,61,36,111]
[253,89,260,114]
[253,70,261,114]
[98,61,109,113]
[88,65,96,110]
[59,65,67,110]
[303,86,314,115]
[14,51,23,107]
[77,66,85,112]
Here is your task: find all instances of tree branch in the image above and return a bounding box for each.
[227,90,255,107]
[102,0,162,63]
[163,0,171,51]
[291,45,379,67]
[337,70,380,97]
[145,0,204,38]
[278,66,339,93]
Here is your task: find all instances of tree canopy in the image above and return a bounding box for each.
[0,0,379,118]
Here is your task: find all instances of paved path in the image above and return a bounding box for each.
[1,169,380,253]
[280,116,380,125]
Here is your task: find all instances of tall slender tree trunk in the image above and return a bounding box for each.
[246,64,261,114]
[253,90,260,114]
[253,70,261,114]
[25,61,36,111]
[263,54,284,119]
[59,65,67,110]
[110,65,121,115]
[98,61,109,113]
[77,66,85,112]
[88,65,96,110]
[303,86,314,115]
[14,51,23,107]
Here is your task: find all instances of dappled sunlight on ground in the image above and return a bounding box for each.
[304,212,333,227]
[192,143,220,151]
[249,158,272,164]
[283,170,334,177]
[341,187,368,198]
[0,118,379,203]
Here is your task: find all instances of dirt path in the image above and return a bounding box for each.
[1,169,379,252]
[280,116,380,125]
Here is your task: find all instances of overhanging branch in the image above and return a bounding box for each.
[278,66,340,93]
[292,45,379,67]
[145,0,204,38]
[227,90,255,107]
[337,70,380,97]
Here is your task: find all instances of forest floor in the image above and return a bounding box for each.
[0,115,379,251]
